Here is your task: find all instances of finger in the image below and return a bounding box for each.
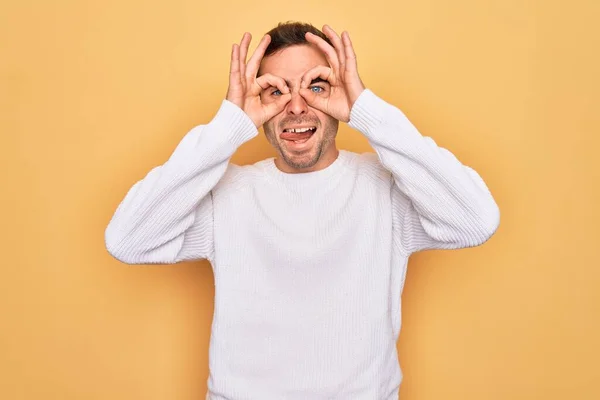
[299,87,328,112]
[226,43,241,101]
[300,65,334,89]
[254,73,290,96]
[322,25,346,76]
[298,66,332,111]
[229,43,241,89]
[342,31,358,74]
[264,93,292,120]
[245,34,271,79]
[230,43,240,75]
[305,32,340,74]
[239,32,252,78]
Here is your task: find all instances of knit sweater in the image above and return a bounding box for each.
[105,89,500,399]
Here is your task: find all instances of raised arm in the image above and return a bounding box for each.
[349,90,500,254]
[105,32,291,264]
[300,24,499,255]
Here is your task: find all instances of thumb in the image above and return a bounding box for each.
[299,88,327,113]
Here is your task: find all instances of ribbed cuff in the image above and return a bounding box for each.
[348,89,388,136]
[209,99,259,148]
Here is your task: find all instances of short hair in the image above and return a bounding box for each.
[264,21,333,57]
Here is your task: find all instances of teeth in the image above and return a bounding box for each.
[284,127,315,133]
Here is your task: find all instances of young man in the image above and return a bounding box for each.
[105,22,499,400]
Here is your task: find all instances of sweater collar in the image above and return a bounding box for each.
[263,150,350,186]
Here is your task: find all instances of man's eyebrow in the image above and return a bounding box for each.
[282,77,328,87]
[265,78,329,89]
[308,77,328,85]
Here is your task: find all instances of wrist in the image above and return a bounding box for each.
[217,99,260,145]
[348,83,366,109]
[247,109,265,129]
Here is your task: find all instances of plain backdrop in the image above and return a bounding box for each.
[1,0,599,399]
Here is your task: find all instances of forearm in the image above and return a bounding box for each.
[349,89,500,251]
[105,100,257,264]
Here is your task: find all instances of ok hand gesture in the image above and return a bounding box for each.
[226,33,292,128]
[299,25,366,123]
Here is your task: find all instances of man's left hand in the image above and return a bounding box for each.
[299,25,366,123]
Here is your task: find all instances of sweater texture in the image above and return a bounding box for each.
[105,89,500,399]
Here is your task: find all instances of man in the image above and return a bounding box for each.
[105,21,499,400]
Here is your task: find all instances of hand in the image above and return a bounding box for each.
[226,33,292,128]
[299,25,366,123]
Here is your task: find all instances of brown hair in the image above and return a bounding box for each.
[264,21,333,57]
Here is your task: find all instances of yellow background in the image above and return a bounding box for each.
[2,0,599,399]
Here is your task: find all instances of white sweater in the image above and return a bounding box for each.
[105,89,500,400]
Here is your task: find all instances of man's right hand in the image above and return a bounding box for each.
[226,33,291,128]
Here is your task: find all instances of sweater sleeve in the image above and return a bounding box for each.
[104,99,258,264]
[348,89,500,255]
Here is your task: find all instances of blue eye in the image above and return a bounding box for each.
[272,89,282,96]
[310,86,324,93]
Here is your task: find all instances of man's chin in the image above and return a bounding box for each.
[280,147,320,171]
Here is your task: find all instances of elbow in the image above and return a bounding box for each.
[104,224,181,265]
[105,242,134,265]
[470,200,500,247]
[104,225,141,265]
[105,238,130,265]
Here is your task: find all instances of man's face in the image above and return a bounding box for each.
[259,44,339,173]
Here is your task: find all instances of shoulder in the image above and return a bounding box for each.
[344,150,392,185]
[213,157,273,192]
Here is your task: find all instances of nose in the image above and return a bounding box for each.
[286,91,308,115]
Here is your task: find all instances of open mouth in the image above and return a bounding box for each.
[280,126,317,145]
